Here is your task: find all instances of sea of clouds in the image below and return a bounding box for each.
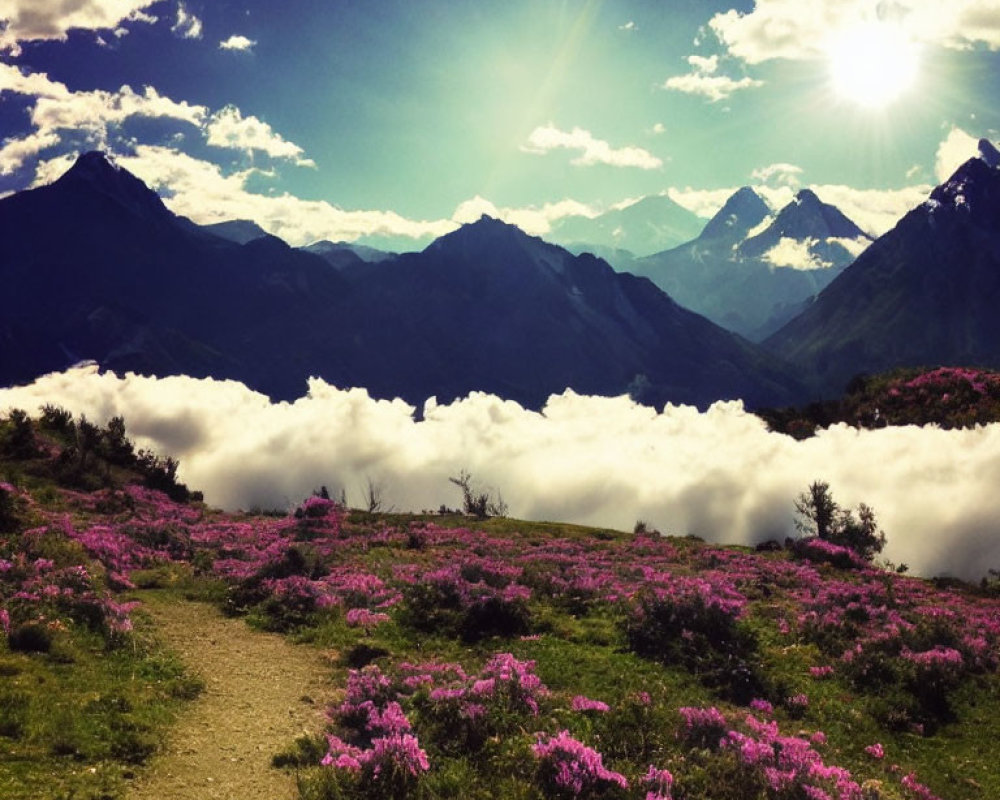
[3,365,1000,581]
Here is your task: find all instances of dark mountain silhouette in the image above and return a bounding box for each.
[765,143,1000,396]
[548,194,704,257]
[629,188,871,340]
[201,218,271,244]
[0,152,804,409]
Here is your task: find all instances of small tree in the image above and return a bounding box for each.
[362,476,393,514]
[793,480,886,561]
[794,480,838,540]
[448,470,507,519]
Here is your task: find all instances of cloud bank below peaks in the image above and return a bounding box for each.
[3,367,1000,582]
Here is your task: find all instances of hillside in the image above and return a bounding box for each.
[3,409,1000,799]
[766,145,1000,395]
[758,366,1000,439]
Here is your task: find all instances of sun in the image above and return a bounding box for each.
[826,22,921,108]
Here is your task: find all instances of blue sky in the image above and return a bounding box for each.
[1,0,998,247]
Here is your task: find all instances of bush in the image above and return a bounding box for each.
[625,585,763,704]
[8,622,54,654]
[794,481,886,561]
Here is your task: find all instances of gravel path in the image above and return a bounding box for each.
[128,595,332,800]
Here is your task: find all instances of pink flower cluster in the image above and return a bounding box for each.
[532,729,628,795]
[723,714,863,800]
[642,765,674,800]
[571,695,610,713]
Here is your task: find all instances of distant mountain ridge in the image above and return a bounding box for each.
[627,187,871,340]
[0,152,804,410]
[765,140,1000,396]
[547,194,704,257]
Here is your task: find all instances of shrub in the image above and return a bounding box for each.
[625,583,763,704]
[794,481,886,561]
[532,730,628,799]
[8,622,53,653]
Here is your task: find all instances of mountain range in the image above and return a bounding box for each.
[4,142,1000,410]
[766,138,1000,395]
[546,193,704,257]
[0,152,802,410]
[621,187,872,341]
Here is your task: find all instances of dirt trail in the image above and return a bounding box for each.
[128,594,333,800]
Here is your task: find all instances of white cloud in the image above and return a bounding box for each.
[752,162,803,187]
[709,0,1000,66]
[687,54,719,73]
[521,124,663,170]
[5,366,1000,581]
[0,130,60,175]
[99,145,455,245]
[763,236,831,270]
[651,122,666,135]
[30,151,79,186]
[619,21,638,32]
[0,0,159,53]
[450,195,598,236]
[172,2,202,40]
[206,106,314,166]
[827,235,871,259]
[219,34,256,52]
[662,72,763,102]
[808,184,931,236]
[935,125,980,181]
[662,52,763,101]
[1,65,316,172]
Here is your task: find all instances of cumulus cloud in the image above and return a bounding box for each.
[763,237,831,270]
[172,2,202,40]
[935,125,981,181]
[807,183,932,236]
[827,235,872,259]
[450,195,598,236]
[0,129,60,175]
[2,64,315,175]
[0,0,158,53]
[206,106,314,166]
[752,162,804,188]
[521,124,663,170]
[101,145,456,245]
[662,53,764,101]
[219,34,256,51]
[709,0,1000,65]
[4,366,1000,580]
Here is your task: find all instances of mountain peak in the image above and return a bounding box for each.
[57,150,172,222]
[979,138,1000,169]
[928,154,1000,218]
[699,186,770,241]
[793,188,822,205]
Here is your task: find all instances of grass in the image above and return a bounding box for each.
[0,615,200,800]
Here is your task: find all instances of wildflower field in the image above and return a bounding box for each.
[3,409,1000,799]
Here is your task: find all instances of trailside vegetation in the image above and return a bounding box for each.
[2,409,1000,799]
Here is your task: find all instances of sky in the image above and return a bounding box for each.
[1,0,999,247]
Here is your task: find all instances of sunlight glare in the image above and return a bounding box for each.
[827,22,920,108]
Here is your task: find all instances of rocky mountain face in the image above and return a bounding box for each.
[765,141,1000,396]
[630,188,871,340]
